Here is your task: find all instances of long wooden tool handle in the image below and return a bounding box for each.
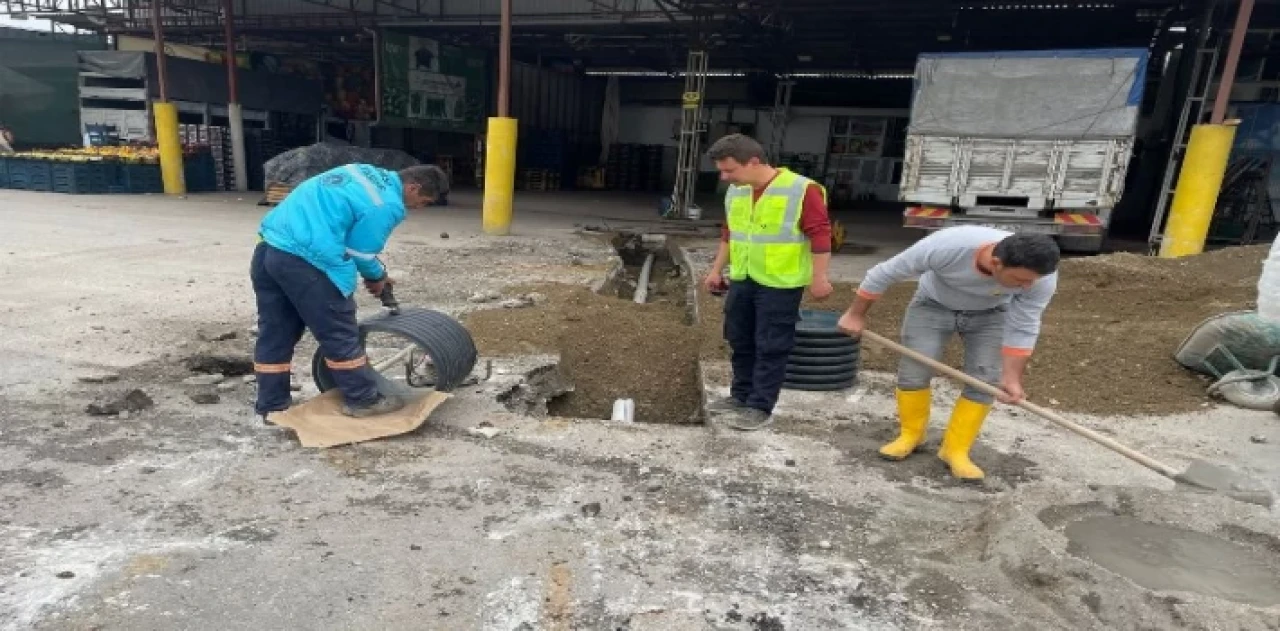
[860,329,1180,479]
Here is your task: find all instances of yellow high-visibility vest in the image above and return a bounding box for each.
[725,168,825,289]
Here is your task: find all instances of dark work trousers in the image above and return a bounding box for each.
[250,242,379,415]
[723,276,805,413]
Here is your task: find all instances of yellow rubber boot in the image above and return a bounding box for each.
[879,388,931,460]
[938,397,991,481]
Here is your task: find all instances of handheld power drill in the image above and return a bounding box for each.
[374,256,401,316]
[378,282,401,315]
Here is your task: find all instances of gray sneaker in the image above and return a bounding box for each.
[726,407,773,432]
[342,394,406,418]
[255,410,284,426]
[706,395,746,413]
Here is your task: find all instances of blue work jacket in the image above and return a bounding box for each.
[259,164,406,297]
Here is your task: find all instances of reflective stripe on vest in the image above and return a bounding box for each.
[344,164,385,207]
[725,176,811,244]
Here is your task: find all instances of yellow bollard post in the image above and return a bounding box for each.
[482,116,518,236]
[152,102,187,196]
[1159,123,1237,258]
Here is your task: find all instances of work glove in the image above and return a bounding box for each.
[364,275,392,298]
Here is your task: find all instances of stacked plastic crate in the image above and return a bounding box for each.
[518,128,565,191]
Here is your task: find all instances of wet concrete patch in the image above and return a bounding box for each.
[826,420,1039,489]
[928,484,1280,629]
[1215,524,1280,555]
[1064,515,1280,607]
[1036,500,1111,529]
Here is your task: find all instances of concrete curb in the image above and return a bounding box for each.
[673,241,712,425]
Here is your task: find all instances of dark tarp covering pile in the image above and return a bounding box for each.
[263,141,421,187]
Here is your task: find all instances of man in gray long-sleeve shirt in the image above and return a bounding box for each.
[838,226,1060,481]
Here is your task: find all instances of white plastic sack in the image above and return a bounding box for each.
[1258,234,1280,322]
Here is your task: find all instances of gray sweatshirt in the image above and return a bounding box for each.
[857,226,1057,354]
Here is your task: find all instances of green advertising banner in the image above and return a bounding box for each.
[379,31,488,133]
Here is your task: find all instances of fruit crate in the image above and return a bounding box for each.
[520,169,561,192]
[2,159,36,190]
[264,181,293,205]
[51,162,111,194]
[577,166,606,190]
[6,159,29,189]
[6,159,52,191]
[110,163,163,194]
[183,152,217,193]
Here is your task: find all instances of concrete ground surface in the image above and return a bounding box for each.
[2,189,1279,631]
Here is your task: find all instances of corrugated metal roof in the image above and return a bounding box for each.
[441,0,664,16]
[0,24,100,43]
[206,0,664,18]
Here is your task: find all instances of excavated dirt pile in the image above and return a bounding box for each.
[700,245,1269,416]
[464,242,703,424]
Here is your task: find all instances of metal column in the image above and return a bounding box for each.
[497,0,512,118]
[1211,0,1255,124]
[223,0,247,192]
[482,0,517,235]
[668,50,708,220]
[151,0,185,195]
[767,80,795,162]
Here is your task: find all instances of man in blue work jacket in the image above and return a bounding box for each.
[251,163,448,422]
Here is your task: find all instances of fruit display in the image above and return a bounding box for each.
[1,142,217,194]
[9,144,214,164]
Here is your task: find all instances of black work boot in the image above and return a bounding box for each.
[341,394,406,418]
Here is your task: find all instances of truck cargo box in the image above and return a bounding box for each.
[899,48,1149,251]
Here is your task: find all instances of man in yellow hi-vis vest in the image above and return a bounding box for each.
[703,134,834,431]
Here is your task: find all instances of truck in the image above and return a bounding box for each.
[898,48,1149,253]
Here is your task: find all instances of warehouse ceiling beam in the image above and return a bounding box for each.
[3,0,1256,76]
[583,0,665,20]
[649,0,790,73]
[291,0,373,26]
[368,0,429,17]
[2,0,123,13]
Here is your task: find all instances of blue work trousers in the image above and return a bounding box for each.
[724,277,805,413]
[250,242,379,415]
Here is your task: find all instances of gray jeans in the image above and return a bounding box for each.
[898,296,1005,404]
